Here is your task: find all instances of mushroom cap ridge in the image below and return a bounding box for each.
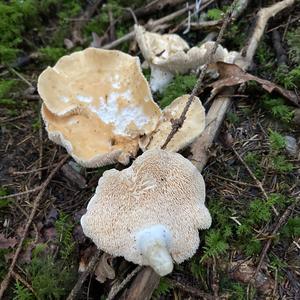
[38,48,161,167]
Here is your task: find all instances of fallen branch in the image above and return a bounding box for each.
[70,0,104,45]
[0,155,69,298]
[107,266,142,300]
[253,198,299,280]
[102,0,214,50]
[190,0,295,169]
[244,0,295,69]
[66,249,102,300]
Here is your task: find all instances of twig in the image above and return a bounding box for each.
[189,0,296,172]
[253,198,299,280]
[168,278,214,299]
[232,147,279,216]
[0,155,68,298]
[70,0,104,44]
[244,0,295,69]
[161,0,239,150]
[12,270,37,298]
[107,266,142,300]
[66,249,102,300]
[8,67,33,88]
[0,186,42,200]
[38,104,43,181]
[102,0,214,50]
[12,164,57,175]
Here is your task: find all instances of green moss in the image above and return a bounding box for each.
[153,278,172,299]
[55,213,75,260]
[226,112,240,124]
[158,74,197,108]
[286,28,300,64]
[0,80,16,98]
[0,1,37,63]
[275,65,300,89]
[261,96,294,123]
[39,47,67,64]
[271,155,293,173]
[269,130,286,151]
[13,213,77,299]
[207,8,223,20]
[202,229,229,261]
[13,281,34,300]
[244,152,263,179]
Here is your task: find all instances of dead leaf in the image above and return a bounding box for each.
[94,253,115,283]
[229,260,274,295]
[210,62,300,107]
[0,233,17,249]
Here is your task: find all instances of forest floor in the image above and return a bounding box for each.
[0,0,299,299]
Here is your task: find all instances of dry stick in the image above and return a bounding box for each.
[231,147,279,216]
[253,198,299,281]
[189,0,295,171]
[12,270,37,298]
[161,0,239,150]
[0,155,69,299]
[244,0,295,69]
[66,249,102,300]
[0,186,42,200]
[107,266,143,300]
[102,0,214,50]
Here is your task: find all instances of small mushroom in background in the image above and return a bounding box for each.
[81,149,211,276]
[139,94,206,152]
[38,48,162,167]
[135,25,241,92]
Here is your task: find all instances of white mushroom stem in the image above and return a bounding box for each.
[136,225,173,276]
[150,65,174,93]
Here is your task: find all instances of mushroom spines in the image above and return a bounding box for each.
[81,149,211,274]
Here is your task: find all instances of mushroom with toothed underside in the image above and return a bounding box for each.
[81,149,212,276]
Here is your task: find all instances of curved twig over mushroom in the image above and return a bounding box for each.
[38,48,161,167]
[135,25,241,92]
[81,149,211,276]
[139,95,205,152]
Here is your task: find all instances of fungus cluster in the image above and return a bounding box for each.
[38,30,217,275]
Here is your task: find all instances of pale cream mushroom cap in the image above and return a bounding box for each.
[38,48,162,167]
[140,95,205,152]
[81,149,211,274]
[156,41,230,74]
[134,25,189,65]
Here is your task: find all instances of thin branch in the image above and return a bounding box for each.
[66,249,102,300]
[0,155,69,298]
[244,0,295,68]
[161,0,239,150]
[232,147,279,216]
[107,266,142,300]
[253,198,299,280]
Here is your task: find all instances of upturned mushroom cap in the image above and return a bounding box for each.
[135,25,237,92]
[139,95,205,152]
[81,149,211,275]
[38,48,161,167]
[135,25,190,92]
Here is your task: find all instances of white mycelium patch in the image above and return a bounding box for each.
[76,95,93,103]
[60,96,70,103]
[89,90,149,136]
[111,74,121,89]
